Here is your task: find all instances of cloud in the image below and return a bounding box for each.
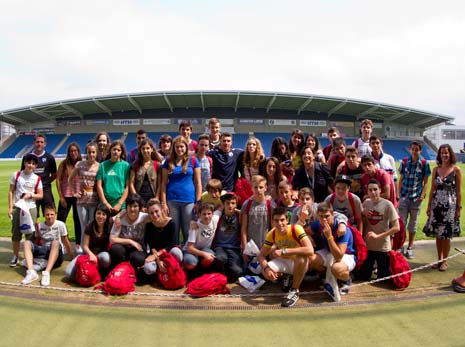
[1,0,465,125]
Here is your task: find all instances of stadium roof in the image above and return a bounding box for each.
[0,90,453,129]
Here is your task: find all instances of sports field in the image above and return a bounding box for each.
[1,293,464,347]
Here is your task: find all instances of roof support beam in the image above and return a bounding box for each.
[413,117,435,127]
[200,92,205,112]
[0,113,28,125]
[388,110,410,122]
[163,93,174,113]
[30,108,52,120]
[297,97,313,115]
[234,92,240,112]
[60,103,83,119]
[266,94,277,113]
[327,101,347,116]
[127,96,142,114]
[358,105,379,119]
[93,99,112,116]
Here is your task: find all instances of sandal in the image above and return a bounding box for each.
[431,263,439,270]
[439,261,448,272]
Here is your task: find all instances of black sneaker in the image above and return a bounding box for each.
[281,288,299,307]
[339,278,352,295]
[281,274,293,292]
[9,255,19,268]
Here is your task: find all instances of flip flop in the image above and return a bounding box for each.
[431,263,439,270]
[439,262,448,272]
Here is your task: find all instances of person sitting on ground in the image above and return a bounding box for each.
[183,203,222,272]
[109,194,148,270]
[8,153,43,268]
[213,192,243,282]
[258,206,313,307]
[359,179,400,281]
[64,205,112,281]
[309,202,356,301]
[140,199,183,281]
[21,203,73,286]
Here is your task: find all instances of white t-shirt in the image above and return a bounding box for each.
[37,220,67,249]
[111,212,148,246]
[10,170,43,210]
[186,210,222,250]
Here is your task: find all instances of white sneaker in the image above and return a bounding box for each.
[41,271,50,286]
[21,270,39,285]
[9,255,19,267]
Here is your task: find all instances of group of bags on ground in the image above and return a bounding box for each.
[73,251,230,297]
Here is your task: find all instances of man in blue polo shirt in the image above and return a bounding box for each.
[207,132,243,192]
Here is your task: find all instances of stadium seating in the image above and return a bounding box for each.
[0,133,438,161]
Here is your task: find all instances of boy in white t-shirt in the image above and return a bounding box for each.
[8,153,43,267]
[183,203,222,270]
[21,204,73,286]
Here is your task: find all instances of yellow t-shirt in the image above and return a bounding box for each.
[263,224,307,258]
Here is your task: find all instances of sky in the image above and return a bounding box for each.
[1,0,465,125]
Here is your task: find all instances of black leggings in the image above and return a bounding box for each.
[57,196,82,245]
[109,243,146,269]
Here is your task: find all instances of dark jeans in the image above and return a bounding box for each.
[57,196,82,245]
[359,250,390,281]
[214,246,243,281]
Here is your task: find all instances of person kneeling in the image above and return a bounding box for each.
[309,202,357,302]
[258,207,314,308]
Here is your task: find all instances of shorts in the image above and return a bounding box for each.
[11,207,37,242]
[267,258,295,275]
[31,243,64,269]
[316,249,356,272]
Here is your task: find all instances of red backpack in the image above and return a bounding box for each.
[234,177,254,206]
[347,225,367,271]
[185,273,230,297]
[157,251,187,290]
[392,217,407,251]
[388,250,411,289]
[102,262,136,295]
[74,255,101,287]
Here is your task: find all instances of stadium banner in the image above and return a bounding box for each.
[32,128,55,134]
[268,119,297,126]
[373,122,383,129]
[113,119,140,126]
[143,118,171,125]
[57,120,81,127]
[237,119,264,125]
[332,121,353,128]
[299,120,327,127]
[205,126,235,133]
[204,119,235,125]
[175,118,202,125]
[86,120,110,125]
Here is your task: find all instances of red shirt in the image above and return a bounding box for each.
[361,168,398,207]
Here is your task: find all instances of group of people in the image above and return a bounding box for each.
[7,117,462,307]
